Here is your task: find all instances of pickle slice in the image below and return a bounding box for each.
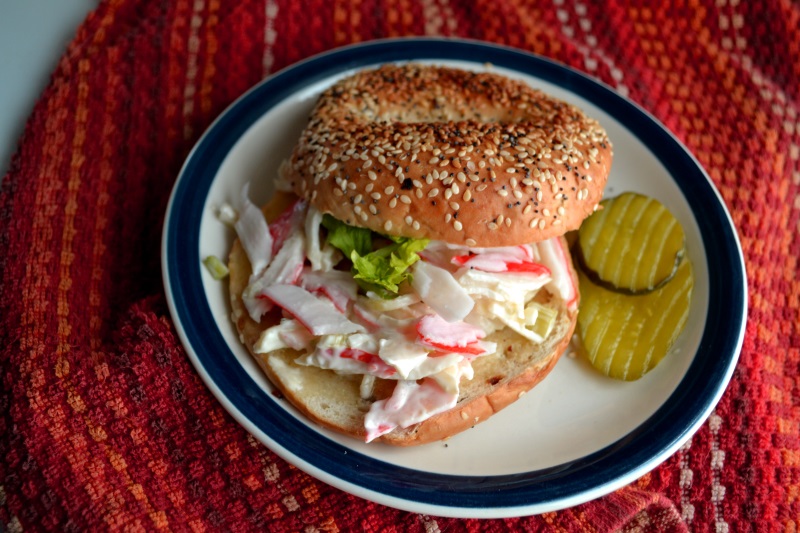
[577,192,685,294]
[577,258,694,381]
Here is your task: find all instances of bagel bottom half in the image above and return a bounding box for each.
[228,192,579,446]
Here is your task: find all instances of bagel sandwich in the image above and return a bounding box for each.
[228,64,612,445]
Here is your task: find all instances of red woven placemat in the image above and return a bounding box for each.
[1,1,798,531]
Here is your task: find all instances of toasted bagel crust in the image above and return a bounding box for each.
[281,64,612,247]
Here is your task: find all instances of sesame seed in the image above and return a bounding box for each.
[463,190,472,202]
[497,214,505,225]
[457,172,467,183]
[497,189,509,197]
[523,205,532,214]
[384,220,393,232]
[538,219,546,229]
[513,190,523,199]
[466,238,477,246]
[529,218,538,228]
[389,198,397,208]
[385,186,394,195]
[450,201,460,211]
[557,206,565,216]
[476,184,488,192]
[415,188,423,199]
[451,183,460,195]
[454,220,463,231]
[536,190,543,201]
[368,170,377,181]
[444,189,453,200]
[354,194,363,204]
[488,222,498,230]
[429,157,440,164]
[505,218,512,227]
[405,215,413,225]
[445,214,452,223]
[369,205,378,215]
[365,183,374,193]
[543,208,551,217]
[400,195,412,204]
[412,221,420,230]
[428,188,440,198]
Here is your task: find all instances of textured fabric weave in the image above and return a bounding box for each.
[1,1,798,531]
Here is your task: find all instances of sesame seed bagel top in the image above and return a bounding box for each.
[280,64,612,247]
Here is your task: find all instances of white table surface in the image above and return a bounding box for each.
[0,0,98,176]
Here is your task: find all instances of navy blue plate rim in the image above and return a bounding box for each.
[162,37,746,516]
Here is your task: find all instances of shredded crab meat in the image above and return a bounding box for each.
[364,378,459,443]
[300,268,358,313]
[233,195,569,441]
[415,314,487,354]
[410,260,474,322]
[261,284,365,336]
[537,238,578,311]
[235,183,273,278]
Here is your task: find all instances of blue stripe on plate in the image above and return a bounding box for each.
[164,38,746,512]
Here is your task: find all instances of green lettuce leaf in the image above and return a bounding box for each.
[321,215,428,298]
[321,214,372,258]
[351,237,429,298]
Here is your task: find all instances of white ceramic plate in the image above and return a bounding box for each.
[162,38,747,518]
